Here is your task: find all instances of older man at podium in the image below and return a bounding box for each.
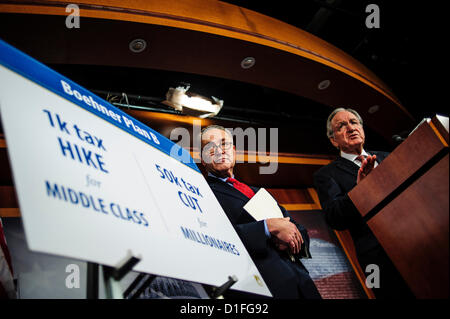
[313,107,414,299]
[200,125,321,299]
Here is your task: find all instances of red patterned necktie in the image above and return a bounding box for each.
[226,177,255,199]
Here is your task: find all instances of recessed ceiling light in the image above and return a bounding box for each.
[241,57,256,69]
[318,80,331,90]
[368,105,380,114]
[129,39,147,53]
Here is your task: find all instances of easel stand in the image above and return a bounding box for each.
[86,255,238,299]
[86,254,141,299]
[203,275,238,299]
[102,254,140,299]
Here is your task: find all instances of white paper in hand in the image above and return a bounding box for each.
[243,188,283,221]
[244,188,298,262]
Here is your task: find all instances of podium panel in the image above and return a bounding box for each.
[348,115,449,298]
[367,154,449,298]
[350,119,448,218]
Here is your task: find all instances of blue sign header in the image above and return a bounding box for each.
[0,38,200,172]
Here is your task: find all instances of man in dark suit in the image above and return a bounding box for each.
[200,125,321,299]
[313,108,413,299]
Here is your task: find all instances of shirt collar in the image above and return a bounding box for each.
[207,171,234,183]
[340,149,369,162]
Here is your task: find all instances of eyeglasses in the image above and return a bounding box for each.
[203,141,233,154]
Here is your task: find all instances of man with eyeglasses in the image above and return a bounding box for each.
[200,125,321,299]
[313,108,414,299]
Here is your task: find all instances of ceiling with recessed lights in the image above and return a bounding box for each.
[0,0,440,160]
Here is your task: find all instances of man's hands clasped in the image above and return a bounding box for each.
[266,217,304,254]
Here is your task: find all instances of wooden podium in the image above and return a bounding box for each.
[349,115,449,299]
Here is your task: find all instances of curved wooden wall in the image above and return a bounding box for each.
[0,0,416,142]
[0,0,398,104]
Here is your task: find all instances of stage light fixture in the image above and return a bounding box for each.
[162,85,223,118]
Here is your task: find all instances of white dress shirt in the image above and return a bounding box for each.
[340,149,378,168]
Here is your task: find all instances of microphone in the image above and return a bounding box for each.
[392,134,405,143]
[392,130,409,143]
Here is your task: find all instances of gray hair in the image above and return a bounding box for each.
[200,125,233,146]
[326,108,363,138]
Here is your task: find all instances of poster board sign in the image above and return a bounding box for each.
[0,38,271,297]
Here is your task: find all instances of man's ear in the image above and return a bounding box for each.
[200,146,208,166]
[329,137,339,149]
[200,156,205,167]
[200,141,206,166]
[232,145,237,165]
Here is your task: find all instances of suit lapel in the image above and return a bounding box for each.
[370,151,386,164]
[207,176,251,203]
[335,156,359,177]
[207,176,258,223]
[334,150,386,177]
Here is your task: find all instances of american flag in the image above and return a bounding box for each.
[0,218,15,298]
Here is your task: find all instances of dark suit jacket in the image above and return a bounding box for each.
[207,176,321,299]
[313,151,389,259]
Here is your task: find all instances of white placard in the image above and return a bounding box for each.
[0,39,271,297]
[243,188,284,220]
